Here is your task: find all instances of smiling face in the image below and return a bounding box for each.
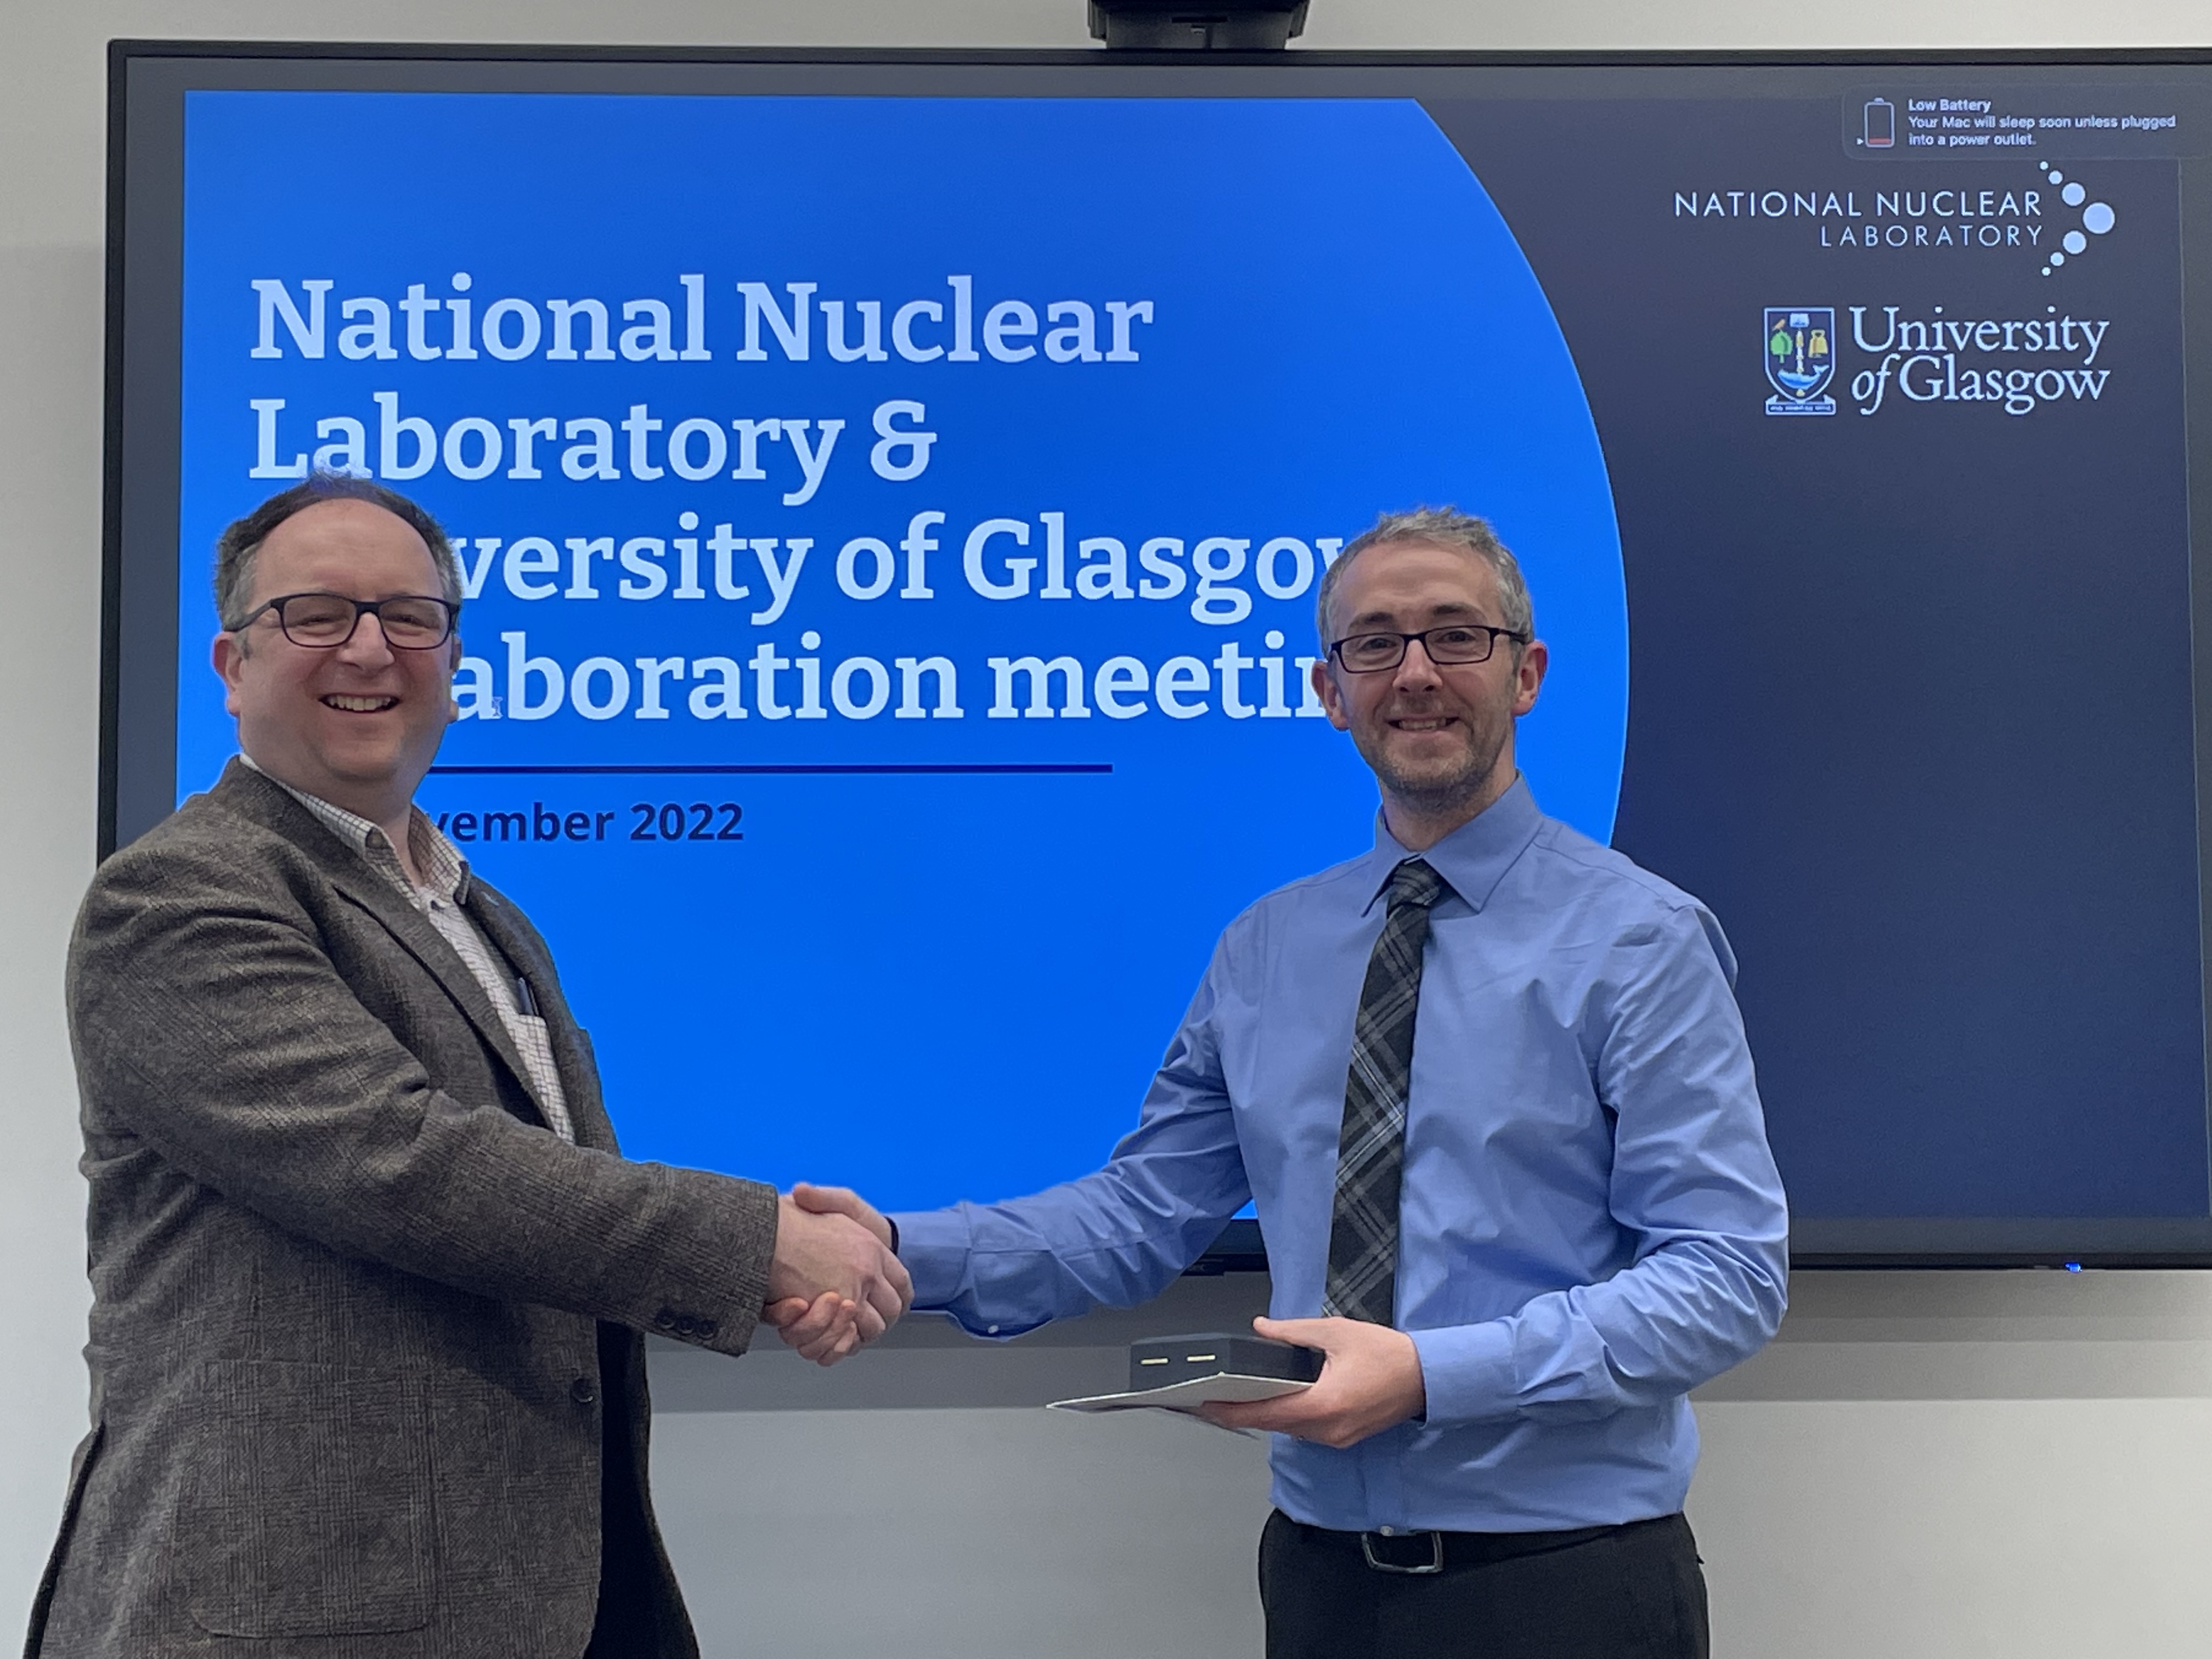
[1313,538,1547,848]
[212,498,460,828]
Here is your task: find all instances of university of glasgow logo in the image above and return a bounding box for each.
[1764,307,1836,415]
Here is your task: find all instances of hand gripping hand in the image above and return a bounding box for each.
[763,1186,911,1365]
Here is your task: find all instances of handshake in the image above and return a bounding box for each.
[761,1182,910,1364]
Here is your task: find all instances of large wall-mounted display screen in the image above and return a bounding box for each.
[105,45,2212,1263]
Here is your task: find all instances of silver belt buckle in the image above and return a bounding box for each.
[1359,1530,1444,1575]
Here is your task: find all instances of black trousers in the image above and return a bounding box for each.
[1259,1509,1709,1659]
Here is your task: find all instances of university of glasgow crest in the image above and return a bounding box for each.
[1764,307,1836,415]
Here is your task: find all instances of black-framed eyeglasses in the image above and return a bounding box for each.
[230,592,459,650]
[1327,623,1526,674]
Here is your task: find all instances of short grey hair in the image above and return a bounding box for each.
[1314,506,1534,650]
[215,473,461,630]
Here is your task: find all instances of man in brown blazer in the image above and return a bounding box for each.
[27,474,907,1659]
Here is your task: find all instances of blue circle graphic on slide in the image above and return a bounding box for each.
[178,93,1625,1204]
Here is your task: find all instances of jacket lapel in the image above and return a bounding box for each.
[211,763,553,1126]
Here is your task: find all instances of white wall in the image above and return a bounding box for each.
[7,4,2212,1656]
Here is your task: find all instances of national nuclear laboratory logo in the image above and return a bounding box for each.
[1679,162,2123,278]
[2036,162,2117,278]
[1764,307,1836,415]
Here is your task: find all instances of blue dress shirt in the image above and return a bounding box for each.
[894,778,1789,1533]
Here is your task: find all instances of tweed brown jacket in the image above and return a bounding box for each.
[27,761,780,1659]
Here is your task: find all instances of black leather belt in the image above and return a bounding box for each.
[1356,1520,1621,1575]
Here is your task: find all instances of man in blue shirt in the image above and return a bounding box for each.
[776,507,1788,1658]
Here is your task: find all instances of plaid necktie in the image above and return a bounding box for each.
[1323,857,1449,1325]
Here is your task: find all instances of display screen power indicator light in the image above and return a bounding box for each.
[1865,98,1895,148]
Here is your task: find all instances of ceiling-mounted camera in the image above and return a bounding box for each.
[1087,0,1310,50]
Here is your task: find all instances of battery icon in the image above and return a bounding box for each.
[1864,98,1895,148]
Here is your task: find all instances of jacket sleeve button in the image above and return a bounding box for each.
[571,1376,597,1405]
[696,1318,718,1340]
[653,1308,678,1330]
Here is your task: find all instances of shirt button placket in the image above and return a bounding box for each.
[1365,1428,1408,1532]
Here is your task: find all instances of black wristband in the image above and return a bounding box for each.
[885,1216,900,1256]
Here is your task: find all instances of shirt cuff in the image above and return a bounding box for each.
[1408,1319,1519,1427]
[885,1209,972,1312]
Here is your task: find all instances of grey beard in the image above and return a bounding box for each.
[1368,718,1512,819]
[1377,755,1493,816]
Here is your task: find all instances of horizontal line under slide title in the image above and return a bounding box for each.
[426,763,1113,775]
[249,276,1155,369]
